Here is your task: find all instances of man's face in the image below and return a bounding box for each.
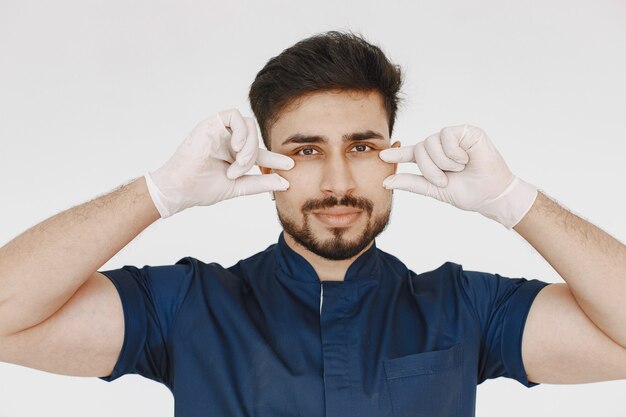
[259,89,400,261]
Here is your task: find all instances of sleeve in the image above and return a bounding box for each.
[96,256,197,385]
[456,264,551,388]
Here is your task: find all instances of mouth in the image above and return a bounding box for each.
[311,208,363,227]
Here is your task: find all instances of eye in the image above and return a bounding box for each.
[295,147,320,156]
[351,144,373,153]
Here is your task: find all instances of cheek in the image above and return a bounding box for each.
[272,165,315,204]
[366,164,395,207]
[275,165,314,188]
[272,162,307,182]
[355,157,395,185]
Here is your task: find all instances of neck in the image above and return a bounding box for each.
[283,232,374,282]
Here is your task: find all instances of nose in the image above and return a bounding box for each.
[319,151,357,197]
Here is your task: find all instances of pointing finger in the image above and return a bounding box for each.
[256,148,295,171]
[379,145,416,163]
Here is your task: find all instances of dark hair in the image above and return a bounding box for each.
[249,30,404,150]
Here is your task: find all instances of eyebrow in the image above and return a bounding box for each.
[280,130,386,146]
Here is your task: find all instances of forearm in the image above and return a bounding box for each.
[513,190,626,347]
[0,176,160,337]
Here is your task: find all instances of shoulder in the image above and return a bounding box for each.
[406,261,465,299]
[377,246,461,277]
[174,244,278,289]
[376,249,463,295]
[234,243,278,272]
[377,249,461,287]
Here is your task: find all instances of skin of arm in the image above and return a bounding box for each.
[513,190,626,348]
[0,176,160,337]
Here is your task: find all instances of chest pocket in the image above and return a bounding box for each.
[383,343,463,417]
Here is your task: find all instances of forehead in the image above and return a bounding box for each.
[269,89,389,148]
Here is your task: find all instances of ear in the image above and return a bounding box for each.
[391,140,401,175]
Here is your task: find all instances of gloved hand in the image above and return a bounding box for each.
[379,124,537,229]
[144,109,294,219]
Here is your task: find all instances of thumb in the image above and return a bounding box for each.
[231,173,289,198]
[383,173,441,198]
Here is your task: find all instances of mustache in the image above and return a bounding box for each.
[302,195,374,216]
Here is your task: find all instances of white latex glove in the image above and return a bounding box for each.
[379,124,538,229]
[144,109,294,219]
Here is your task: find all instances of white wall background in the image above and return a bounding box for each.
[1,0,625,416]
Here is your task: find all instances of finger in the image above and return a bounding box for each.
[415,141,449,187]
[256,148,295,171]
[383,173,440,198]
[226,117,259,180]
[440,125,470,164]
[378,145,416,163]
[234,118,259,167]
[230,117,259,175]
[219,109,247,153]
[231,173,290,198]
[424,133,466,172]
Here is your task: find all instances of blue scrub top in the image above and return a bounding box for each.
[98,231,550,417]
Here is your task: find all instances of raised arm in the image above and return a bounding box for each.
[0,176,159,339]
[0,109,293,377]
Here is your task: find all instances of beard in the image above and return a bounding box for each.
[276,193,392,261]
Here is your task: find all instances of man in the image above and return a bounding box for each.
[0,30,625,417]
